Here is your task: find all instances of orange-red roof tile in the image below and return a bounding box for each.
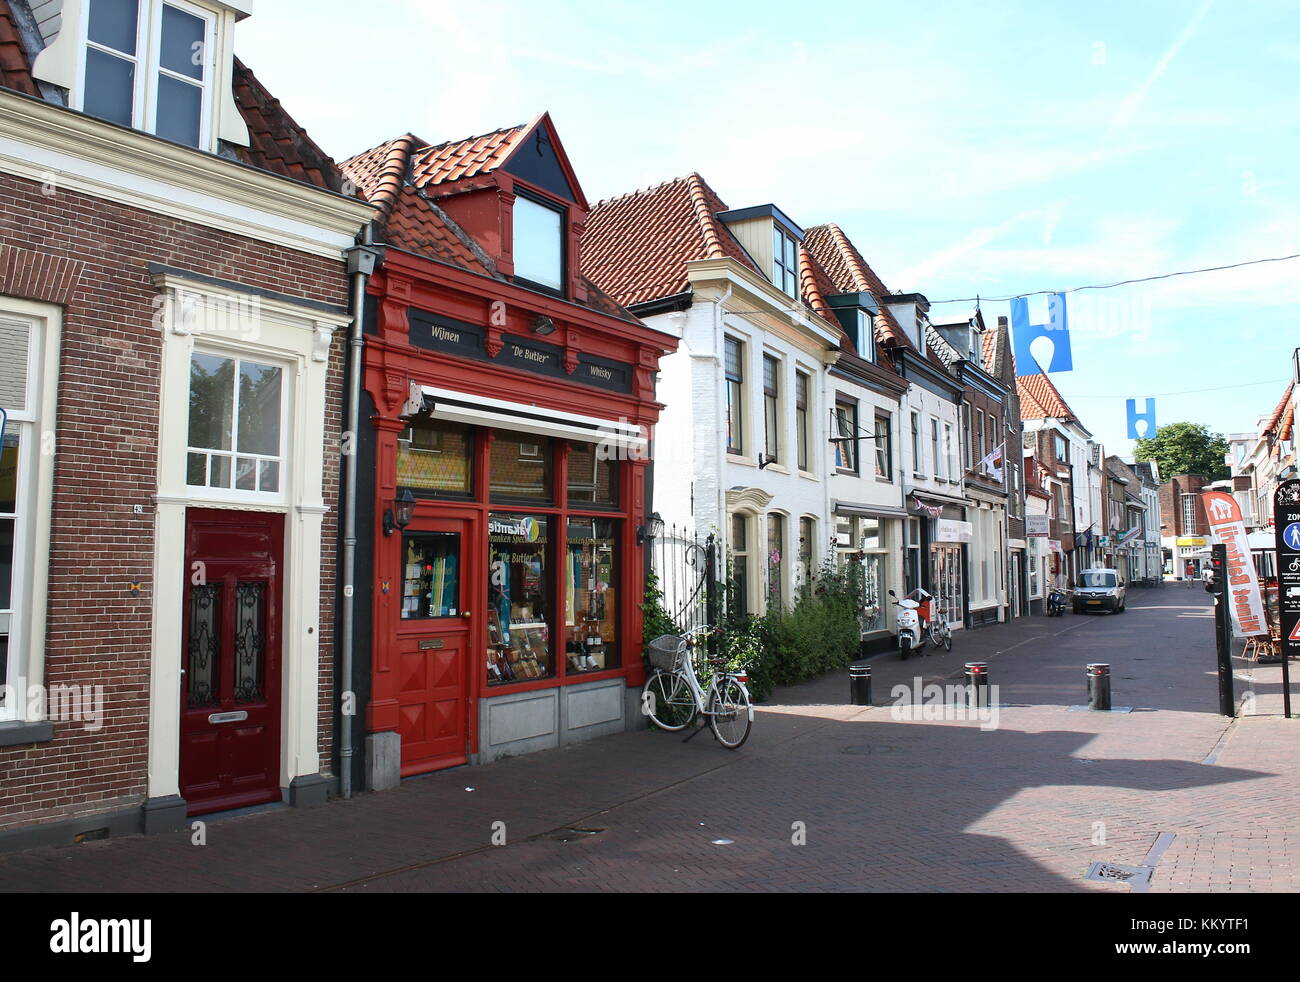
[1017,371,1077,422]
[1265,381,1294,434]
[410,123,528,189]
[583,173,758,307]
[0,1,40,97]
[232,59,348,192]
[803,223,911,350]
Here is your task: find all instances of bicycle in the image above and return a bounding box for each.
[642,630,753,749]
[927,604,953,653]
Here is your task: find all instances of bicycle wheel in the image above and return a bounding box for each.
[942,626,952,652]
[708,677,752,749]
[643,671,695,731]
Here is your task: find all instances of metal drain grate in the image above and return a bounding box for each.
[839,745,900,755]
[1085,861,1153,889]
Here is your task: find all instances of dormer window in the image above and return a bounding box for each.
[772,226,798,296]
[969,327,982,367]
[857,309,876,364]
[513,192,565,294]
[80,0,215,149]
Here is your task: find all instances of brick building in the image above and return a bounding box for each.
[0,0,371,850]
[1158,473,1212,580]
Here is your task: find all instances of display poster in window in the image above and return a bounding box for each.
[488,514,552,683]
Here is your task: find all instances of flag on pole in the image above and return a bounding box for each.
[977,443,1005,482]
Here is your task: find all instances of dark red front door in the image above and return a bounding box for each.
[180,509,284,815]
[397,517,472,775]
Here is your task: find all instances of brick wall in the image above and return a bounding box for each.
[1157,474,1209,538]
[0,171,347,833]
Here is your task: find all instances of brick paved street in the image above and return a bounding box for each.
[3,587,1297,893]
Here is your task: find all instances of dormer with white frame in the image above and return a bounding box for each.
[716,203,805,299]
[30,0,252,152]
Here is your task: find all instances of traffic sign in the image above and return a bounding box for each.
[1274,479,1300,719]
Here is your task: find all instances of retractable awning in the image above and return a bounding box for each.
[417,385,647,452]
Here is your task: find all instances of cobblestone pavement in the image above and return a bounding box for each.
[2,587,1296,892]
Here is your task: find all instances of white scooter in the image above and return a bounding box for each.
[890,587,935,660]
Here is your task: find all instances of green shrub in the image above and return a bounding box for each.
[640,570,677,649]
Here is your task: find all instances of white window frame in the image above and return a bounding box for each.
[185,346,291,505]
[910,410,922,477]
[944,421,955,483]
[772,225,798,296]
[931,416,943,481]
[74,0,218,150]
[0,301,60,725]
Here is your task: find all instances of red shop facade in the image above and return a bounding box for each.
[342,117,676,787]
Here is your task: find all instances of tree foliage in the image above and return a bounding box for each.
[1133,422,1229,481]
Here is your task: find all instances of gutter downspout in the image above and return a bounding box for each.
[340,227,381,799]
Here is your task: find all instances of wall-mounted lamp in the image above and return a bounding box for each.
[636,511,665,546]
[532,315,557,336]
[383,488,417,537]
[757,453,776,470]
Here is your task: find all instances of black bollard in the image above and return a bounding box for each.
[849,663,872,706]
[964,662,989,709]
[1087,663,1111,711]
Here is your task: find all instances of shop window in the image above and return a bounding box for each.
[565,518,618,674]
[490,430,552,502]
[400,532,461,620]
[513,193,565,293]
[81,0,216,149]
[730,512,750,618]
[487,514,552,683]
[567,442,618,507]
[397,418,472,496]
[767,513,784,610]
[186,352,283,495]
[904,517,922,593]
[725,337,744,454]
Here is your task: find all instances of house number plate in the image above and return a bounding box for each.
[419,639,445,650]
[208,711,249,724]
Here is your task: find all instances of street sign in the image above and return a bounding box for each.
[1274,479,1300,719]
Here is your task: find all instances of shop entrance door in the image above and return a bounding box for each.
[180,509,284,816]
[931,545,964,628]
[396,517,472,776]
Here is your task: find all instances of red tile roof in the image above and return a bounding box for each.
[231,59,347,192]
[409,123,528,189]
[1265,381,1294,434]
[0,1,40,97]
[803,223,911,350]
[342,128,637,322]
[582,173,759,307]
[1017,371,1078,422]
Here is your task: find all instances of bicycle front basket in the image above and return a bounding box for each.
[646,635,686,672]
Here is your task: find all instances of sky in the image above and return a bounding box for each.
[237,0,1300,457]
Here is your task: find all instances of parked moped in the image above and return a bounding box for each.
[889,588,952,658]
[1046,588,1067,617]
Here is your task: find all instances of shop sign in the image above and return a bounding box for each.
[935,519,973,543]
[1026,515,1049,537]
[489,516,543,542]
[1176,537,1207,547]
[409,309,634,394]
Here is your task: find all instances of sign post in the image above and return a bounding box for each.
[1211,544,1235,717]
[1274,480,1300,719]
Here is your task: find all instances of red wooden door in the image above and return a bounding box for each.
[396,517,473,776]
[180,509,284,816]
